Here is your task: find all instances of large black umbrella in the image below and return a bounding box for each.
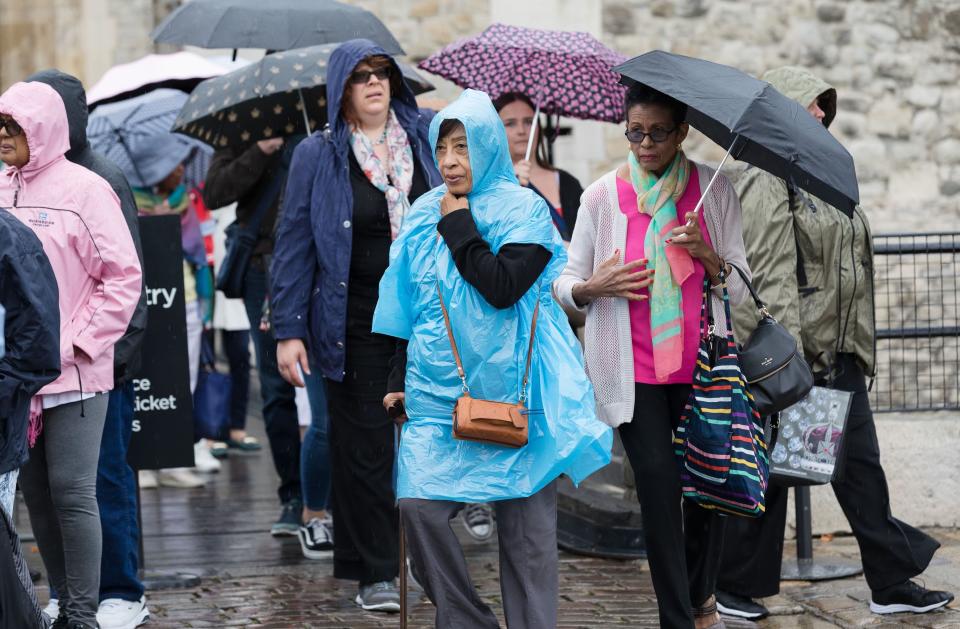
[615,51,859,215]
[174,45,432,149]
[151,0,404,55]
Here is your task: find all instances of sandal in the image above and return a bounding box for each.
[694,595,726,629]
[227,435,262,452]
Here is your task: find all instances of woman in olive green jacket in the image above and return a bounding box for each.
[717,66,951,621]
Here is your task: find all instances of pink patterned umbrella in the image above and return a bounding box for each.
[418,23,627,125]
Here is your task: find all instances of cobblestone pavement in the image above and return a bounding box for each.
[16,413,959,628]
[103,529,960,628]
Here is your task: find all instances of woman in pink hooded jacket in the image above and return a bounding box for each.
[0,81,141,629]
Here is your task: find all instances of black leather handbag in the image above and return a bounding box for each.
[731,265,814,417]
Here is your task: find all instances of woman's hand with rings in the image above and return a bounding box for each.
[572,250,654,306]
[667,211,712,261]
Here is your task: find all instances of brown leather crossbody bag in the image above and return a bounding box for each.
[436,282,538,448]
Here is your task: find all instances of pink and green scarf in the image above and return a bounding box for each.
[628,149,694,382]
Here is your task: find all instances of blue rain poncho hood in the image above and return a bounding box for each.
[373,89,611,501]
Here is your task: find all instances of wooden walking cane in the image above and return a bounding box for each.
[389,400,408,629]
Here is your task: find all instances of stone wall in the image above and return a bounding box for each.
[6,0,958,233]
[0,0,154,92]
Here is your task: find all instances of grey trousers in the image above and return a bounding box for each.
[20,394,108,629]
[399,481,558,629]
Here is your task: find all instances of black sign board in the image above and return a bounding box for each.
[128,215,195,470]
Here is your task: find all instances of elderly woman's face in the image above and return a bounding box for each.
[436,126,473,196]
[0,115,29,168]
[625,103,688,175]
[347,60,392,121]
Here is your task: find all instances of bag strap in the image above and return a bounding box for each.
[728,263,772,319]
[435,279,540,403]
[241,148,290,238]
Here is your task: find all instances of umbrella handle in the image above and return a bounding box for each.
[684,135,738,228]
[298,89,312,135]
[523,103,540,163]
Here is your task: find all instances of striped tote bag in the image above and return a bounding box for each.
[674,275,769,517]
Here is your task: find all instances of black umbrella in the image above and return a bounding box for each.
[615,51,859,215]
[151,0,404,55]
[174,45,432,149]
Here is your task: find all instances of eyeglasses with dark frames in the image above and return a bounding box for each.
[624,126,677,144]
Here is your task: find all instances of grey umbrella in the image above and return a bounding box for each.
[615,51,859,215]
[151,0,403,55]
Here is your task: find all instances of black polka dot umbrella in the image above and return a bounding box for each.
[174,45,435,149]
[173,44,339,148]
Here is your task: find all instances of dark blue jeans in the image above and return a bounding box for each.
[243,264,302,504]
[220,329,251,434]
[98,383,143,602]
[302,370,331,512]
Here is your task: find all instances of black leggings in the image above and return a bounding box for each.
[619,383,726,629]
[326,371,398,585]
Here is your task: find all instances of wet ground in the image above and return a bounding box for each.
[15,413,960,628]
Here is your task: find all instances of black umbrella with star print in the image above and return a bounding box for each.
[174,44,434,149]
[173,44,337,148]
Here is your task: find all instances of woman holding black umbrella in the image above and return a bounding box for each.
[555,83,750,629]
[271,39,440,613]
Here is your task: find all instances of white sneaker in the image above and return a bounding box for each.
[138,470,158,489]
[97,596,150,629]
[193,440,221,473]
[42,598,59,620]
[158,468,206,488]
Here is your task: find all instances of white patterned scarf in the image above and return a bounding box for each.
[350,108,415,240]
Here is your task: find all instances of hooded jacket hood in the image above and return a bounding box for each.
[762,66,837,128]
[326,39,420,148]
[0,82,70,178]
[26,69,88,159]
[428,89,518,195]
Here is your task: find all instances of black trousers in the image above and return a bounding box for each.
[620,383,727,629]
[719,354,940,597]
[243,265,301,503]
[326,343,399,585]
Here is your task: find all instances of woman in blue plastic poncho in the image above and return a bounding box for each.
[373,90,612,628]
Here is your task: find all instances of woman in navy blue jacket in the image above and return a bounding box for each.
[270,39,440,612]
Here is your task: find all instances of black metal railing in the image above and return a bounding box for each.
[871,232,960,412]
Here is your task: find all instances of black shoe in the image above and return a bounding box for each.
[716,590,770,620]
[298,517,333,559]
[870,580,954,614]
[51,613,69,629]
[271,499,302,537]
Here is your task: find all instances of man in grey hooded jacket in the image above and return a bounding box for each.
[717,66,953,621]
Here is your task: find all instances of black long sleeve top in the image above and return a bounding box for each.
[386,208,551,392]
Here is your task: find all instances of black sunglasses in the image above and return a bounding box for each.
[0,116,23,138]
[349,68,391,85]
[624,126,677,144]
